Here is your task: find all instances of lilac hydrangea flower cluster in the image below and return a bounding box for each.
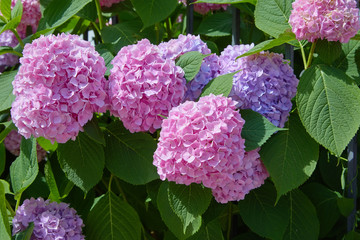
[159,34,219,101]
[99,0,125,8]
[4,130,47,161]
[217,44,299,128]
[289,0,360,43]
[178,0,229,15]
[12,198,84,240]
[0,31,19,72]
[12,0,42,38]
[153,94,268,203]
[108,39,186,133]
[11,33,108,143]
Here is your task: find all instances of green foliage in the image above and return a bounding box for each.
[333,40,360,84]
[0,70,17,112]
[0,181,11,240]
[176,51,212,82]
[86,192,142,240]
[0,143,4,176]
[200,72,237,98]
[315,39,342,65]
[0,0,11,21]
[196,13,232,37]
[197,0,256,3]
[12,222,34,240]
[297,65,360,156]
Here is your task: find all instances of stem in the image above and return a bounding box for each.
[108,174,114,192]
[6,199,15,217]
[91,22,104,44]
[15,192,22,211]
[299,42,307,70]
[306,40,317,69]
[114,177,127,203]
[227,203,232,240]
[141,225,148,240]
[166,17,172,40]
[10,29,24,48]
[94,0,105,31]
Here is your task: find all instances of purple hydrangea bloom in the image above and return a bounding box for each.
[12,198,85,240]
[178,0,229,15]
[108,39,186,133]
[99,0,125,8]
[289,0,360,43]
[159,34,219,101]
[0,30,19,72]
[217,44,299,128]
[11,33,109,143]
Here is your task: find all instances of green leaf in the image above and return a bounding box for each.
[83,117,105,146]
[11,0,23,21]
[260,113,319,199]
[0,15,21,34]
[333,40,360,84]
[200,71,237,98]
[196,13,232,37]
[57,132,105,193]
[0,182,11,240]
[283,189,319,240]
[0,46,22,57]
[240,109,284,151]
[157,182,202,240]
[197,0,256,3]
[0,143,4,176]
[0,0,11,21]
[188,220,225,240]
[344,231,360,240]
[10,137,39,196]
[95,44,114,77]
[44,160,61,202]
[315,39,342,65]
[36,137,57,152]
[0,70,17,111]
[104,121,158,185]
[237,30,296,58]
[176,52,212,82]
[0,122,16,144]
[77,0,97,21]
[168,182,212,233]
[337,196,354,217]
[302,183,341,237]
[0,180,10,195]
[38,0,92,30]
[130,0,177,29]
[296,65,360,156]
[254,0,293,38]
[238,182,290,240]
[12,222,34,240]
[86,192,142,240]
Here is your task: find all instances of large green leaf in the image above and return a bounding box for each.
[86,192,142,240]
[44,160,61,202]
[0,143,4,176]
[333,40,360,84]
[168,182,212,233]
[57,132,105,192]
[10,137,39,196]
[296,65,360,156]
[11,0,23,21]
[0,70,17,111]
[254,0,294,38]
[315,39,342,65]
[240,109,284,151]
[196,13,232,37]
[104,121,158,185]
[0,182,11,240]
[260,114,319,199]
[238,182,290,240]
[0,0,11,21]
[130,0,177,29]
[0,122,16,144]
[188,220,224,240]
[38,0,91,30]
[283,189,319,240]
[302,183,341,237]
[83,117,105,146]
[197,0,255,3]
[237,31,296,58]
[158,182,202,239]
[176,52,212,82]
[200,72,237,98]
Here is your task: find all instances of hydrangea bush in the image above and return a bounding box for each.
[0,0,359,239]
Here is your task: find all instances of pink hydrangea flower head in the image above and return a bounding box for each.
[11,0,41,38]
[0,30,19,72]
[153,94,246,188]
[12,198,85,240]
[4,130,47,161]
[211,149,269,203]
[179,0,229,15]
[217,44,299,128]
[159,34,219,101]
[289,0,360,43]
[99,0,125,8]
[108,39,186,133]
[11,33,109,143]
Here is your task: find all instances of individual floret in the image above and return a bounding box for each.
[4,130,47,161]
[11,33,108,143]
[217,44,299,128]
[289,0,360,43]
[99,0,125,8]
[108,39,186,133]
[178,0,229,15]
[159,34,219,101]
[12,198,84,240]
